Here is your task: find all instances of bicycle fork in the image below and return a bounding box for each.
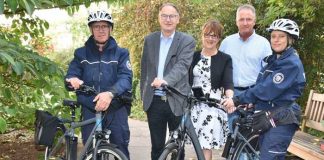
[222,125,240,159]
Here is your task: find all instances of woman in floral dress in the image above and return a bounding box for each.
[188,20,234,160]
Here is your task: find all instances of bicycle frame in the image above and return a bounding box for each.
[47,114,100,159]
[159,85,223,160]
[164,104,205,160]
[222,108,260,160]
[45,84,129,160]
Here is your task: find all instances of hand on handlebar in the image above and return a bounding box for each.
[93,92,113,111]
[66,77,84,90]
[151,78,167,88]
[222,98,236,113]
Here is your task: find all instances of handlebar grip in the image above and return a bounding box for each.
[63,99,79,106]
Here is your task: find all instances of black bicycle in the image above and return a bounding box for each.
[36,84,129,160]
[221,106,260,160]
[158,85,223,160]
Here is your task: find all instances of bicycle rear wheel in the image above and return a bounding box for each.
[44,127,66,160]
[83,145,128,160]
[231,134,260,160]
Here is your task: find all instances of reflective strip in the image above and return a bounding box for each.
[102,60,118,64]
[81,60,99,64]
[268,150,286,154]
[265,70,273,73]
[260,69,273,75]
[80,60,118,64]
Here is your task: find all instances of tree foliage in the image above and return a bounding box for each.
[0,0,134,133]
[0,36,68,132]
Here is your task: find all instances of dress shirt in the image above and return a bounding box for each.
[155,32,175,95]
[219,31,271,87]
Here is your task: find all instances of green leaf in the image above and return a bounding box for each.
[0,0,4,14]
[85,1,91,7]
[7,0,18,13]
[5,107,17,116]
[0,74,3,84]
[63,0,73,6]
[13,61,24,75]
[0,52,15,66]
[0,117,7,133]
[41,0,55,6]
[44,21,49,29]
[3,88,12,99]
[22,0,34,15]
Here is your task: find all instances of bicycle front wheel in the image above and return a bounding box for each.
[231,134,260,160]
[158,143,181,160]
[83,145,128,160]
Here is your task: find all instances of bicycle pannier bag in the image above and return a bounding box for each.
[34,110,59,146]
[252,110,276,134]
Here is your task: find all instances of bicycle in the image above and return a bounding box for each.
[158,85,223,160]
[221,106,260,160]
[38,84,129,160]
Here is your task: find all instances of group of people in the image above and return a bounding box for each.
[65,2,306,160]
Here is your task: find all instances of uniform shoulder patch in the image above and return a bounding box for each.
[273,73,284,84]
[126,60,132,70]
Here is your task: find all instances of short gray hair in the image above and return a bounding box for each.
[236,4,256,21]
[159,3,180,15]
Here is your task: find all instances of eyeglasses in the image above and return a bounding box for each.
[203,33,219,40]
[92,25,110,31]
[160,14,179,20]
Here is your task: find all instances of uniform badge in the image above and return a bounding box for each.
[126,60,132,70]
[273,73,284,84]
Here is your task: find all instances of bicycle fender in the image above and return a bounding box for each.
[99,143,118,148]
[164,142,178,150]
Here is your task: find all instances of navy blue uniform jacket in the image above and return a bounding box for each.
[237,47,306,111]
[65,36,132,112]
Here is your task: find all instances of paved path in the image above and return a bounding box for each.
[128,118,225,160]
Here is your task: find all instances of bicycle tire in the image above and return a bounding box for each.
[231,134,260,160]
[158,143,179,160]
[83,145,128,160]
[44,127,66,160]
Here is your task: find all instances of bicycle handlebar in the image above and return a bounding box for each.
[76,84,98,95]
[160,84,222,106]
[66,84,132,104]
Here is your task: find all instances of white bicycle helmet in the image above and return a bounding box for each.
[267,18,299,39]
[88,10,113,26]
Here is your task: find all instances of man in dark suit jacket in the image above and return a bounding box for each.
[140,3,196,160]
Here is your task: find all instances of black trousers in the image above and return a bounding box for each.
[147,96,181,160]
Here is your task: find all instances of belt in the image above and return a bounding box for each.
[153,95,167,102]
[234,85,255,90]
